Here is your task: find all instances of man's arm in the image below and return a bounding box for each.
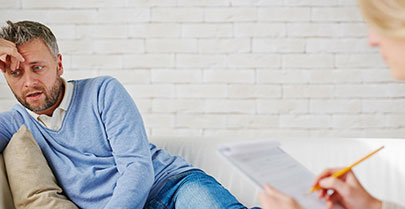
[0,111,23,152]
[0,38,25,151]
[97,77,154,209]
[0,112,13,151]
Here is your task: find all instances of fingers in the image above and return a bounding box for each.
[3,49,22,72]
[258,192,269,204]
[0,39,24,72]
[312,167,346,187]
[11,49,24,62]
[263,184,289,198]
[10,56,20,72]
[2,47,24,63]
[260,184,304,209]
[259,185,279,209]
[312,168,336,187]
[7,47,24,71]
[319,177,349,196]
[263,184,279,196]
[263,184,291,201]
[325,189,343,209]
[317,188,328,199]
[326,200,334,209]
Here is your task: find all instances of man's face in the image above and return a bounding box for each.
[3,38,64,114]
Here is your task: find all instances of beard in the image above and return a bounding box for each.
[14,77,64,113]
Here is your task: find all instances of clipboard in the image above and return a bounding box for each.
[218,140,342,209]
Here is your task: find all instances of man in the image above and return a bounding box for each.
[0,20,256,209]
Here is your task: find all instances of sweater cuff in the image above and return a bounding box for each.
[383,201,405,209]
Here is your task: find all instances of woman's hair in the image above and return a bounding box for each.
[358,0,405,38]
[0,20,59,60]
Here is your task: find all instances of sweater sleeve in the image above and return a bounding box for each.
[383,201,405,209]
[98,77,154,209]
[0,110,23,152]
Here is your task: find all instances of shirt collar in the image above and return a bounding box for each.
[26,78,74,119]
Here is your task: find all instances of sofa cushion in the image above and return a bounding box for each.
[3,125,78,209]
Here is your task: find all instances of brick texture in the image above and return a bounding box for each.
[2,0,405,139]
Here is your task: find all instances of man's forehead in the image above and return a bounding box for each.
[17,39,48,52]
[17,39,53,62]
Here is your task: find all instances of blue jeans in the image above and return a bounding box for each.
[144,169,260,209]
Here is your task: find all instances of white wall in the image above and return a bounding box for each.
[1,0,405,138]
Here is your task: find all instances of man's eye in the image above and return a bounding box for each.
[33,66,43,71]
[11,70,21,77]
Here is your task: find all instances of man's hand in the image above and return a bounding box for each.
[313,168,382,209]
[259,184,305,209]
[0,38,25,73]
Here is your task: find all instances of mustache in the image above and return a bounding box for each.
[22,86,46,97]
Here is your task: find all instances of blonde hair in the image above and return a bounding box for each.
[357,0,405,38]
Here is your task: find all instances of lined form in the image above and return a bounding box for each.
[219,141,342,209]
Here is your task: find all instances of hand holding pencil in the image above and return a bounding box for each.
[311,146,384,209]
[309,146,384,193]
[259,146,385,209]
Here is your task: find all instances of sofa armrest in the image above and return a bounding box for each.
[0,154,15,209]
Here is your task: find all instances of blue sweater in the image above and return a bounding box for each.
[0,76,193,209]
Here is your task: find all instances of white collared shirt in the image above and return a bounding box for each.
[27,78,74,130]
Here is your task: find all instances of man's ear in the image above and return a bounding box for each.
[56,54,63,76]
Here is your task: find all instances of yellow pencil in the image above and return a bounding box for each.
[308,145,385,193]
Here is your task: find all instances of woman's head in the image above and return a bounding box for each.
[358,0,405,38]
[358,0,405,80]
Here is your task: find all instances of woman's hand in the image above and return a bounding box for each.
[313,168,382,209]
[259,184,305,209]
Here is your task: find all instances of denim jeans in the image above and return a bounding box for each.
[144,169,261,209]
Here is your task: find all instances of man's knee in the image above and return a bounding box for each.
[175,172,243,209]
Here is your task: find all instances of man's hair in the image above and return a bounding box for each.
[357,0,405,38]
[0,20,59,59]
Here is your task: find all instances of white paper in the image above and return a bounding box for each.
[218,141,342,209]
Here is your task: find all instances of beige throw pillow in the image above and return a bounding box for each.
[3,125,78,209]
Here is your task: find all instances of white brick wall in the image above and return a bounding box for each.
[2,0,405,139]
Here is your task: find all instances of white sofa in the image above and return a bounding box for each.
[150,137,405,208]
[0,137,404,208]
